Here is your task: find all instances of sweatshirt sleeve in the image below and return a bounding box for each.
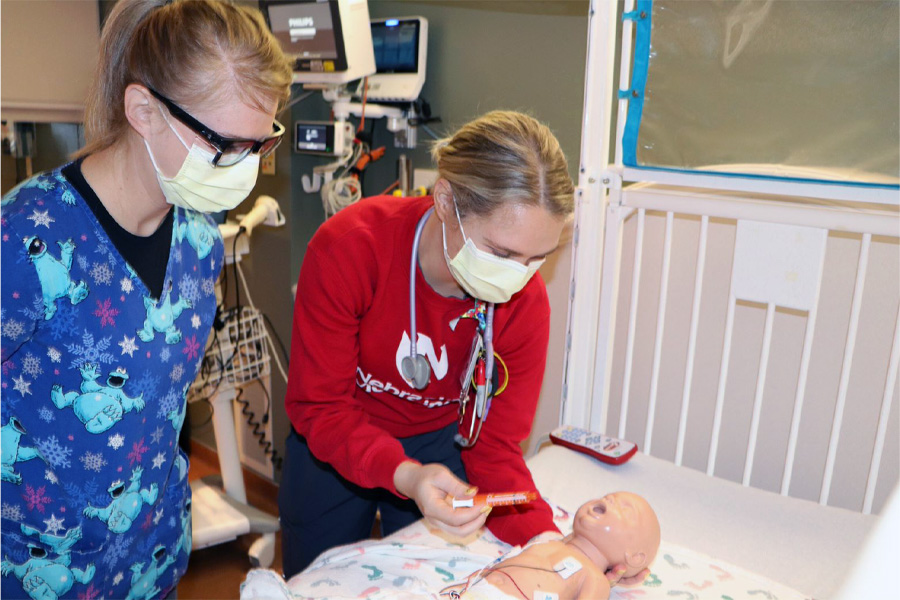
[285,241,410,495]
[460,280,559,546]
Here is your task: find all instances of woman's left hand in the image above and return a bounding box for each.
[393,461,489,537]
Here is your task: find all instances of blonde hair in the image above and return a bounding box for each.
[75,0,293,158]
[430,111,575,218]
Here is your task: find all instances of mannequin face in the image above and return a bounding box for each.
[573,492,661,577]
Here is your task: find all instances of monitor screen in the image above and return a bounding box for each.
[295,122,334,154]
[264,0,350,75]
[371,19,419,74]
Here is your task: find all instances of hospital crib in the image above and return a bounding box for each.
[559,180,898,598]
[555,2,898,596]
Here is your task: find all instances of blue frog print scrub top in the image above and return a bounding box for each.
[1,166,223,600]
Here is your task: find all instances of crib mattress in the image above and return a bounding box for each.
[527,445,876,599]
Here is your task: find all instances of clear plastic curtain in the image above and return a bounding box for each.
[622,0,900,187]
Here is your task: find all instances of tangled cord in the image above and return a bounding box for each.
[321,141,387,217]
[234,382,283,470]
[188,227,285,471]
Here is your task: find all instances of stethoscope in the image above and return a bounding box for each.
[401,207,495,448]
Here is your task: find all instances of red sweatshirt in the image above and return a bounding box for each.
[286,195,558,545]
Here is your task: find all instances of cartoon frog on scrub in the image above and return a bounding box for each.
[24,235,89,320]
[51,364,144,434]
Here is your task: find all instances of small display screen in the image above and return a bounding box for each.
[268,2,337,60]
[371,19,419,74]
[295,122,334,154]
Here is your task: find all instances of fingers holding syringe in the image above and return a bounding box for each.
[394,461,488,534]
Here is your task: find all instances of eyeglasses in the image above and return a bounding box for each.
[147,87,284,167]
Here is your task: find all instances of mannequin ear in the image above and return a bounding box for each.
[123,84,158,140]
[625,551,646,569]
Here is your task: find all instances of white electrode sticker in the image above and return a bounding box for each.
[553,556,583,580]
[533,592,559,600]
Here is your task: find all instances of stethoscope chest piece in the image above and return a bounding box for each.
[401,354,431,390]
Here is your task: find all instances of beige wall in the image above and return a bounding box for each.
[1,0,100,123]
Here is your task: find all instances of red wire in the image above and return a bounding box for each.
[380,180,400,196]
[357,77,368,133]
[486,568,529,600]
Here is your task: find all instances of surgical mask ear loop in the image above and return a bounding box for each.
[144,103,192,178]
[403,207,434,390]
[157,102,191,152]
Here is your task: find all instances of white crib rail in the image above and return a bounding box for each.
[586,184,899,515]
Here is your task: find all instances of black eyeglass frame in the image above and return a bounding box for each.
[147,87,284,167]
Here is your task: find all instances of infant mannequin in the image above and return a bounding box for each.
[448,492,660,600]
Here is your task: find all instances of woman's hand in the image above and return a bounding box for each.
[393,461,490,537]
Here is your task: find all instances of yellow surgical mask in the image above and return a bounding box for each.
[442,201,543,303]
[144,107,259,214]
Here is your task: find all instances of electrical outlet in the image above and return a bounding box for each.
[261,152,276,175]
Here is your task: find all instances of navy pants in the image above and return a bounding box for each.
[278,422,466,578]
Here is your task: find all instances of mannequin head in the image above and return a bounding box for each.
[572,492,661,578]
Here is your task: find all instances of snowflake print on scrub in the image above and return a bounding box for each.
[93,298,120,328]
[2,503,26,522]
[21,484,52,513]
[108,434,125,451]
[34,436,73,470]
[47,303,78,342]
[2,316,27,342]
[79,452,107,473]
[27,209,54,229]
[2,167,223,599]
[21,353,43,377]
[66,330,115,370]
[90,262,114,286]
[177,274,200,306]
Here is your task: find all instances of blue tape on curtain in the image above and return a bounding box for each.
[625,164,900,190]
[621,0,653,167]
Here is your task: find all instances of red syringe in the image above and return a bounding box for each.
[451,491,538,509]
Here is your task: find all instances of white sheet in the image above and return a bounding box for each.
[527,445,877,599]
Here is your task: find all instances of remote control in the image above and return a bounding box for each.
[549,425,638,465]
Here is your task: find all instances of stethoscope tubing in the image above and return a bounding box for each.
[409,206,496,447]
[409,207,434,359]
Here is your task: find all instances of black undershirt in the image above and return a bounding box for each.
[62,159,173,299]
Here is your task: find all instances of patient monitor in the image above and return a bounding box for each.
[358,17,428,102]
[260,0,375,85]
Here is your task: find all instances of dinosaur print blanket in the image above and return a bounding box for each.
[241,504,813,600]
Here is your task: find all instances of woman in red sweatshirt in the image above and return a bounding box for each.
[280,111,575,576]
